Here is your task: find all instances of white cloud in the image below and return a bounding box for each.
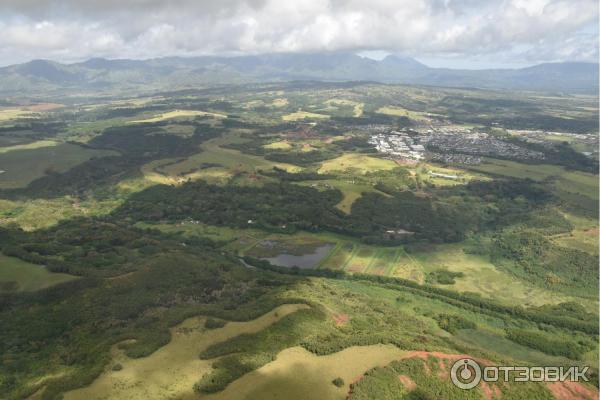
[0,0,597,66]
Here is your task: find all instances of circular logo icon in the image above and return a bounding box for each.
[450,358,482,389]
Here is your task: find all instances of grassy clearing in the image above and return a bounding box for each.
[263,140,293,150]
[419,163,488,187]
[409,243,579,307]
[0,140,58,154]
[454,329,579,366]
[0,196,120,231]
[0,254,76,292]
[63,304,309,400]
[282,110,330,121]
[270,98,289,107]
[324,99,364,117]
[130,110,227,123]
[0,143,117,189]
[296,179,378,214]
[318,154,397,174]
[375,106,431,121]
[551,212,598,256]
[326,244,404,276]
[204,345,406,400]
[469,159,598,200]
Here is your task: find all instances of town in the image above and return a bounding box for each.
[367,125,547,164]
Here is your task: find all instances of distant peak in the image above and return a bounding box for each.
[381,55,427,68]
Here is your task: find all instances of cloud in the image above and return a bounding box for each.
[0,0,597,66]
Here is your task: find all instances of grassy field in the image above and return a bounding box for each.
[0,143,117,189]
[0,254,76,292]
[141,131,301,184]
[469,159,599,200]
[63,304,309,400]
[130,110,226,123]
[375,106,432,121]
[0,140,58,153]
[454,328,581,367]
[204,345,406,400]
[296,179,379,213]
[552,211,598,255]
[407,243,582,307]
[318,154,397,174]
[324,99,364,117]
[263,140,293,150]
[282,110,330,121]
[0,196,123,231]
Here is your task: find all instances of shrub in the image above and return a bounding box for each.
[332,377,345,387]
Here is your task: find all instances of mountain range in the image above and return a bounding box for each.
[0,53,597,95]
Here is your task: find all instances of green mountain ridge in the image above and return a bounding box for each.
[0,53,597,95]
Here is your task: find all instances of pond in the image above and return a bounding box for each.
[263,243,334,269]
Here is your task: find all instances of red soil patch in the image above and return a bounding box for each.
[548,381,598,400]
[479,382,503,400]
[332,313,350,326]
[405,351,491,366]
[583,227,599,236]
[346,264,367,273]
[349,351,599,400]
[436,359,447,378]
[398,375,416,390]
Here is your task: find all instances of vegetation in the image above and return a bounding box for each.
[0,82,597,400]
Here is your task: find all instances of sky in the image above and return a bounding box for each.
[0,0,598,69]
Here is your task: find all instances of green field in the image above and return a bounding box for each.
[375,106,433,121]
[469,158,599,200]
[282,110,330,121]
[130,109,227,123]
[407,243,581,307]
[318,154,397,174]
[0,143,116,189]
[0,254,76,292]
[0,140,58,154]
